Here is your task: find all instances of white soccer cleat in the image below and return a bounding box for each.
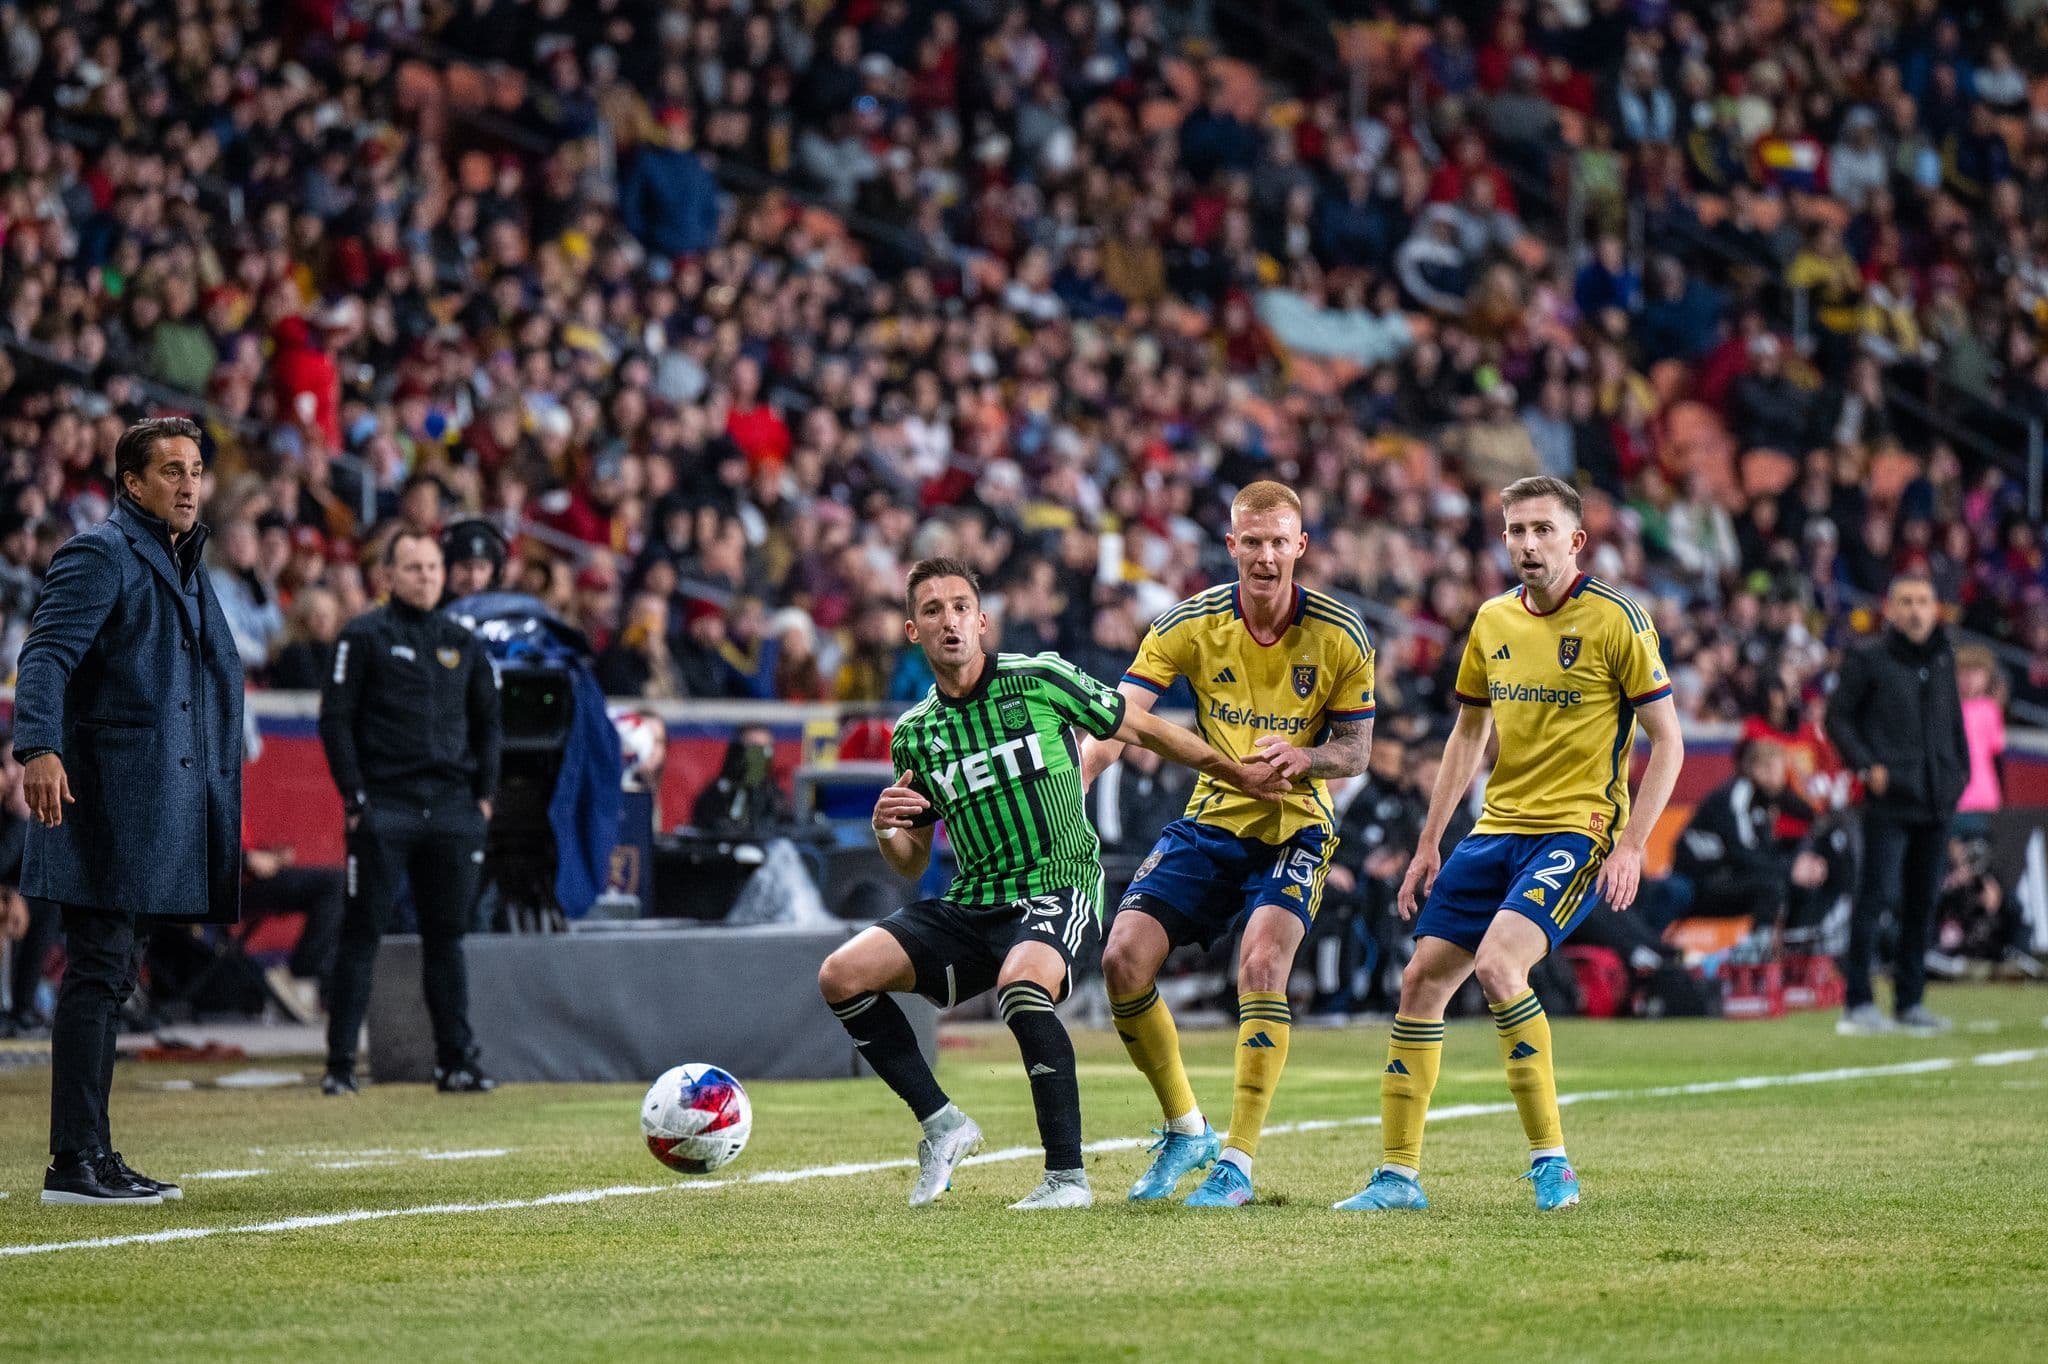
[908,1116,983,1207]
[1009,1169,1092,1210]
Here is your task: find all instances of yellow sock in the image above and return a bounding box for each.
[1225,991,1292,1159]
[1108,985,1199,1123]
[1381,1015,1445,1170]
[1491,988,1564,1153]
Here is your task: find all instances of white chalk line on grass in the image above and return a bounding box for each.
[6,1046,2041,1261]
[181,1149,515,1180]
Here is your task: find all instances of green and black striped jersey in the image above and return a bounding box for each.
[889,652,1127,907]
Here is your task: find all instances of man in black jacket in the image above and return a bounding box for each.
[319,529,502,1093]
[1672,739,1829,922]
[15,417,244,1204]
[1824,572,1968,1036]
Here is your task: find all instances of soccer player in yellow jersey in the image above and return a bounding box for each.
[1334,476,1684,1214]
[1081,481,1376,1208]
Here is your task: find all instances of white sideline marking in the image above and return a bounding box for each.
[181,1170,270,1182]
[5,1046,2041,1260]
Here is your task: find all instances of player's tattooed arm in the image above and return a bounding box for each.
[1251,717,1371,782]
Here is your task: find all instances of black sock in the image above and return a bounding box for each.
[829,991,948,1123]
[999,981,1082,1172]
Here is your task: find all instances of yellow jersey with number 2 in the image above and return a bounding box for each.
[1453,574,1670,852]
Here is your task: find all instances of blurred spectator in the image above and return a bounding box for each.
[270,587,346,692]
[691,725,794,835]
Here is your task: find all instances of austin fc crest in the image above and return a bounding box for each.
[998,696,1029,732]
[1557,636,1582,670]
[1291,664,1317,698]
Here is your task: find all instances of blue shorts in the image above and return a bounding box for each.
[1412,832,1605,955]
[1117,818,1336,949]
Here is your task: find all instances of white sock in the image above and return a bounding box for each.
[920,1103,966,1140]
[1217,1147,1252,1176]
[1382,1162,1419,1181]
[1531,1146,1567,1165]
[1165,1109,1206,1136]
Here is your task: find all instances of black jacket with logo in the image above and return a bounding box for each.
[318,597,501,808]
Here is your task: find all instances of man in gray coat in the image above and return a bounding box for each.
[14,416,244,1205]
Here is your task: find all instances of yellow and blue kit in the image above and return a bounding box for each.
[1117,583,1375,942]
[1416,573,1670,953]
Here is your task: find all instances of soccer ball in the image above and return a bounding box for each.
[641,1063,751,1173]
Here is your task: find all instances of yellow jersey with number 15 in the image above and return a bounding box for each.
[1123,583,1375,845]
[1453,573,1670,851]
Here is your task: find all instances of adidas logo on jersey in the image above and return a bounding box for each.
[1508,1041,1540,1060]
[1027,1063,1058,1077]
[1282,883,1303,900]
[1031,921,1057,934]
[1385,1059,1410,1076]
[1524,887,1546,906]
[1242,1031,1277,1049]
[1492,644,1512,660]
[1213,667,1237,684]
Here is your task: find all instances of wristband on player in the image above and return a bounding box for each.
[873,823,900,840]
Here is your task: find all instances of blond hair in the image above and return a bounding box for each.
[1500,475,1582,524]
[1231,480,1302,524]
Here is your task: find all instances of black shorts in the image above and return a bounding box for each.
[877,885,1099,1008]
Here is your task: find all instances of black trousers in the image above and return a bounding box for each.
[243,866,347,981]
[1844,813,1947,1013]
[327,795,487,1074]
[48,904,141,1156]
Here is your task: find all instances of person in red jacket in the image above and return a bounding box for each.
[271,316,341,450]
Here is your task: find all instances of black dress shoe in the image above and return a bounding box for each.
[434,1065,497,1093]
[109,1152,182,1201]
[42,1149,163,1205]
[321,1069,359,1095]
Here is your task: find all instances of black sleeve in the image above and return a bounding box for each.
[318,620,373,805]
[467,637,501,802]
[1823,647,1876,774]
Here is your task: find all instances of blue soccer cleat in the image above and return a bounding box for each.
[1332,1167,1429,1211]
[1520,1159,1580,1210]
[1127,1124,1221,1202]
[1182,1159,1254,1207]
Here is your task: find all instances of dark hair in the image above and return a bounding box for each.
[905,556,980,616]
[1886,567,1938,598]
[114,416,204,492]
[385,527,443,566]
[1500,475,1583,523]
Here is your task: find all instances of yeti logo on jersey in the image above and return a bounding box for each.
[1292,664,1317,698]
[998,696,1029,732]
[927,733,1050,799]
[1558,635,1582,670]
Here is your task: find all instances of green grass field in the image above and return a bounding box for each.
[4,983,2046,1362]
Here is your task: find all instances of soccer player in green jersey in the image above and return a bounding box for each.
[819,557,1288,1209]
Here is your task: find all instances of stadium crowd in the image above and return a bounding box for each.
[0,0,2039,1029]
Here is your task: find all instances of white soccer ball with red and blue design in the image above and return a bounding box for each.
[641,1064,751,1173]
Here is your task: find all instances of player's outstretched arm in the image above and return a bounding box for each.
[871,772,937,879]
[1250,717,1374,785]
[1113,705,1290,800]
[1396,704,1494,921]
[1594,696,1685,913]
[1080,681,1156,788]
